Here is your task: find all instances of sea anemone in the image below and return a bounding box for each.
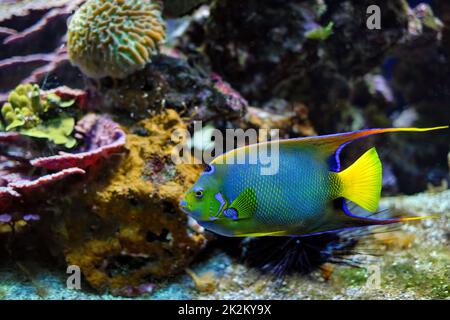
[67,0,166,79]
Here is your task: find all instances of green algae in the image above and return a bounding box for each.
[384,262,449,299]
[0,288,6,300]
[305,22,334,41]
[0,84,77,148]
[333,267,368,287]
[21,117,76,148]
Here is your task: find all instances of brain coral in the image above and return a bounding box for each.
[67,0,166,79]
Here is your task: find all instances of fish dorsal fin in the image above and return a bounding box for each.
[278,126,448,171]
[227,188,257,220]
[210,126,448,170]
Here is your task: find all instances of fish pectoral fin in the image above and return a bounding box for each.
[229,188,257,220]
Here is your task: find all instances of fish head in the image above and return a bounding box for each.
[179,164,223,222]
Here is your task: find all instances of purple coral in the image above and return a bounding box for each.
[31,114,126,171]
[0,154,85,213]
[0,113,126,222]
[0,0,86,103]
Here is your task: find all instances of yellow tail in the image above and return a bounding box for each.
[337,147,382,212]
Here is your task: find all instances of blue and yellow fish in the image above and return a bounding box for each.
[180,127,448,237]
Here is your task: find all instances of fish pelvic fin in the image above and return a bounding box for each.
[333,147,382,213]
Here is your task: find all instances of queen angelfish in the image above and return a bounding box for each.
[179,126,448,237]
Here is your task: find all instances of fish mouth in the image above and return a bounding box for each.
[179,199,218,222]
[179,199,200,220]
[179,199,188,213]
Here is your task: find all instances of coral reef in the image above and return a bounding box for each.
[0,0,449,299]
[60,109,206,293]
[0,110,126,226]
[0,84,205,294]
[67,0,166,79]
[242,101,316,139]
[0,0,85,101]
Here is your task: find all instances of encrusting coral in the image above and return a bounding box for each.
[61,109,206,294]
[67,0,166,79]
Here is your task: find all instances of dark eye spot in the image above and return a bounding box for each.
[223,208,238,220]
[201,164,215,176]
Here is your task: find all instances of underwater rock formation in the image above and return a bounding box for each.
[67,0,166,79]
[61,109,206,294]
[91,54,247,123]
[383,3,450,194]
[163,0,211,18]
[242,101,316,139]
[0,83,207,294]
[196,0,408,110]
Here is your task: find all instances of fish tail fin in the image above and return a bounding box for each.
[335,147,382,213]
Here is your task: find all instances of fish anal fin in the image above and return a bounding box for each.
[340,200,439,226]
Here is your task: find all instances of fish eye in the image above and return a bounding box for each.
[194,188,204,199]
